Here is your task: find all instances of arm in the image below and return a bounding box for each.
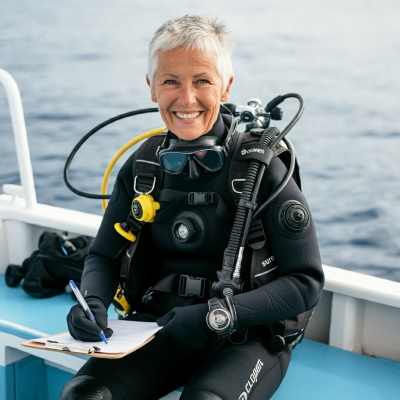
[232,156,324,331]
[79,152,138,307]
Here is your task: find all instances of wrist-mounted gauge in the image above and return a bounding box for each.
[206,297,236,338]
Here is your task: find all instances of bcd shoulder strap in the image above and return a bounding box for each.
[133,134,165,195]
[229,130,302,202]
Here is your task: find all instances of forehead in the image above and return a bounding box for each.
[156,47,219,77]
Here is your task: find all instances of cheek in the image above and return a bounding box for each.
[152,85,175,106]
[201,89,223,127]
[158,109,174,129]
[204,88,223,110]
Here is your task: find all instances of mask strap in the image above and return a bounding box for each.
[222,115,238,157]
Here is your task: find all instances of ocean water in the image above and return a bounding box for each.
[1,0,400,281]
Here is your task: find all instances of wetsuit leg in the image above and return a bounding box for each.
[180,336,292,400]
[60,335,196,400]
[60,375,112,400]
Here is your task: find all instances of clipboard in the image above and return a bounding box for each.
[21,319,162,359]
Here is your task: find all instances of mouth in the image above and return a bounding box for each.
[174,111,202,120]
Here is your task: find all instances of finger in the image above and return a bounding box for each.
[103,327,113,338]
[157,310,175,326]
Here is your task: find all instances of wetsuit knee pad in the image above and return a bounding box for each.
[60,375,112,400]
[181,390,224,400]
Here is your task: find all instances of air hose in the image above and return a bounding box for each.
[63,108,159,200]
[100,127,165,211]
[252,136,296,220]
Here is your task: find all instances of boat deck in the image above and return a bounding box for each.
[1,275,399,400]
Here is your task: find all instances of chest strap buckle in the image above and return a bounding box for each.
[179,275,206,298]
[188,192,216,205]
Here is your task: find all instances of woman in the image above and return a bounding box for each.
[61,14,324,400]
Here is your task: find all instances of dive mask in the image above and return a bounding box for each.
[157,136,225,175]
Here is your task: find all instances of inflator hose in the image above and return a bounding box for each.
[225,127,278,260]
[214,127,279,296]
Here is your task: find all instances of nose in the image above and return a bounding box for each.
[178,83,196,107]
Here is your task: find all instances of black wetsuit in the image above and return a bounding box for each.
[62,114,324,400]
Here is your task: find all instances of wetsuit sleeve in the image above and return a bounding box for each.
[232,156,325,332]
[79,151,138,307]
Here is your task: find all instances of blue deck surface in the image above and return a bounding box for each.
[0,275,116,338]
[0,279,74,338]
[274,339,400,400]
[1,275,400,399]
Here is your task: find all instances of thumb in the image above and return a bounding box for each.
[157,309,176,327]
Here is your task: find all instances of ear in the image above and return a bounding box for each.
[220,76,234,102]
[146,75,157,103]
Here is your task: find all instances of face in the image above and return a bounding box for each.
[147,47,233,141]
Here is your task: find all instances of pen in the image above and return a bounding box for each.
[69,279,108,345]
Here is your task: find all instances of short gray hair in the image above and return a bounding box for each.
[148,14,234,90]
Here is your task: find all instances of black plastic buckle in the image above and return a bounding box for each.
[188,192,216,205]
[178,275,206,298]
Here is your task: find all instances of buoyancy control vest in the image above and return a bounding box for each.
[114,115,313,351]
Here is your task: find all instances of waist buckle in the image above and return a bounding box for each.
[179,275,206,298]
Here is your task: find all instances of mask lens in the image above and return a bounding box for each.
[159,152,188,174]
[194,149,224,171]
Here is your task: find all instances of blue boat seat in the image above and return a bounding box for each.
[0,275,399,400]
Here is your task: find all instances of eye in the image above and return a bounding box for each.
[196,79,210,84]
[164,79,178,85]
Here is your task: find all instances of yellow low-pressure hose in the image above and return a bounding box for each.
[101,127,166,211]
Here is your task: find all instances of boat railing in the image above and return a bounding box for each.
[1,69,400,364]
[0,68,37,209]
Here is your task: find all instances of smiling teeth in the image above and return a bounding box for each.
[175,112,200,119]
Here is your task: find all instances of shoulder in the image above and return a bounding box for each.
[118,134,166,177]
[137,133,166,153]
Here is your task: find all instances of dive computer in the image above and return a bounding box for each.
[206,297,236,338]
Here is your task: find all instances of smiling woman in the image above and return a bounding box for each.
[60,14,323,400]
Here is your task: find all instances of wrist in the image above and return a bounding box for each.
[206,296,236,338]
[85,296,107,307]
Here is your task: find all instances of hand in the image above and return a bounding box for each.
[67,297,113,342]
[157,303,212,355]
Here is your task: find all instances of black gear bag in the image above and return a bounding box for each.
[5,231,93,298]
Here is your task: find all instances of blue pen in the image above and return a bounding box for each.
[69,280,108,345]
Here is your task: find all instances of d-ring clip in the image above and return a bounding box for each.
[231,179,245,194]
[134,176,156,195]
